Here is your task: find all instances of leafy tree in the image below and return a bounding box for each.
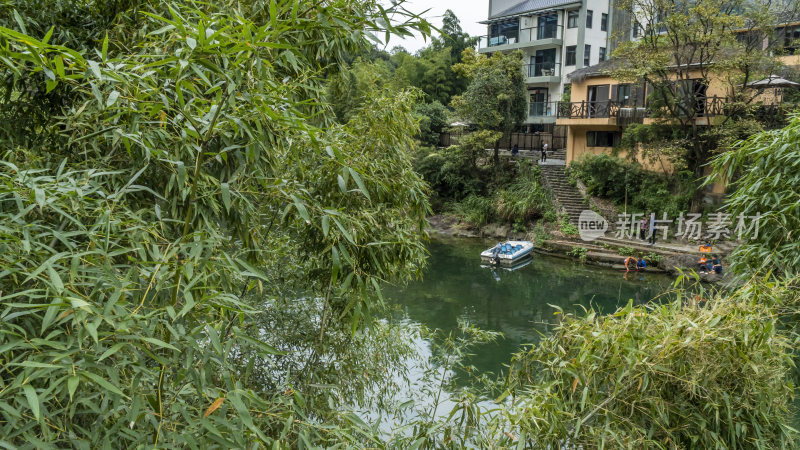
[452,49,527,164]
[0,0,432,446]
[416,100,449,145]
[388,10,476,105]
[438,9,477,61]
[611,0,799,209]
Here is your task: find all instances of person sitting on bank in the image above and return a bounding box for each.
[637,257,647,270]
[711,255,723,274]
[698,256,709,273]
[511,144,519,156]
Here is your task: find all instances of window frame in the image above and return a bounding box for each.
[586,10,593,29]
[599,47,606,61]
[565,45,577,66]
[586,131,621,147]
[584,44,591,66]
[567,10,579,29]
[601,13,608,31]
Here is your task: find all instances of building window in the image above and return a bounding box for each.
[565,45,577,66]
[633,21,641,38]
[601,13,608,31]
[586,10,593,28]
[781,25,800,53]
[568,10,579,28]
[489,19,519,46]
[599,47,606,61]
[616,84,631,105]
[587,131,621,147]
[584,45,591,66]
[537,13,558,39]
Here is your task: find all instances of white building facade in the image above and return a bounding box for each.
[479,0,631,132]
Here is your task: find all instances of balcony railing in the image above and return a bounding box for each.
[523,62,561,78]
[529,101,557,117]
[478,24,564,50]
[557,97,728,121]
[557,101,624,119]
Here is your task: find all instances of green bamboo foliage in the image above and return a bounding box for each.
[499,281,799,449]
[0,1,431,446]
[710,114,800,278]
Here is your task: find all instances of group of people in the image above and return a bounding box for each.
[623,256,647,272]
[698,255,723,274]
[510,143,549,162]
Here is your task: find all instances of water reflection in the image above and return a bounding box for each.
[384,237,672,376]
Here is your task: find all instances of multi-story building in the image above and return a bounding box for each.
[479,0,631,133]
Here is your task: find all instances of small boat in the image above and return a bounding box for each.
[481,254,533,272]
[480,240,534,265]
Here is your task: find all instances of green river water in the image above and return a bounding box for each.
[383,237,674,376]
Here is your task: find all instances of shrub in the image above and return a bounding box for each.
[502,281,800,448]
[494,175,549,223]
[645,251,663,263]
[567,246,588,261]
[618,246,637,256]
[450,195,494,228]
[570,154,692,217]
[560,214,579,237]
[413,146,487,202]
[532,222,551,246]
[543,208,558,224]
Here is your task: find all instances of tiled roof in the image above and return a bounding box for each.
[567,58,621,82]
[490,0,579,20]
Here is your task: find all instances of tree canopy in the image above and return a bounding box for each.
[452,49,527,161]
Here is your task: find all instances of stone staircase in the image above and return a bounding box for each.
[539,164,587,225]
[547,148,566,160]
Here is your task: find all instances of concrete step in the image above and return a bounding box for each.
[593,236,692,257]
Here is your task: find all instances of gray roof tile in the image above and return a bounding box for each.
[491,0,579,20]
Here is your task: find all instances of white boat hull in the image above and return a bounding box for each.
[481,240,534,265]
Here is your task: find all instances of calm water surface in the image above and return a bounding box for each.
[383,237,674,376]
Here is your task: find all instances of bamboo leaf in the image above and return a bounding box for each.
[22,385,39,421]
[220,182,231,212]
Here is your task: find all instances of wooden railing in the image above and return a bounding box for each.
[557,97,730,122]
[557,101,624,119]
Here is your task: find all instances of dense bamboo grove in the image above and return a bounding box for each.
[0,1,433,446]
[1,1,800,448]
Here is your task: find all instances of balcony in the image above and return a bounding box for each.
[527,101,558,123]
[529,101,557,117]
[477,25,563,53]
[522,62,561,83]
[556,101,642,126]
[556,97,728,125]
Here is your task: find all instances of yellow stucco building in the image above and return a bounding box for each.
[554,55,800,196]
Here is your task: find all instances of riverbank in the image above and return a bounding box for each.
[427,214,732,283]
